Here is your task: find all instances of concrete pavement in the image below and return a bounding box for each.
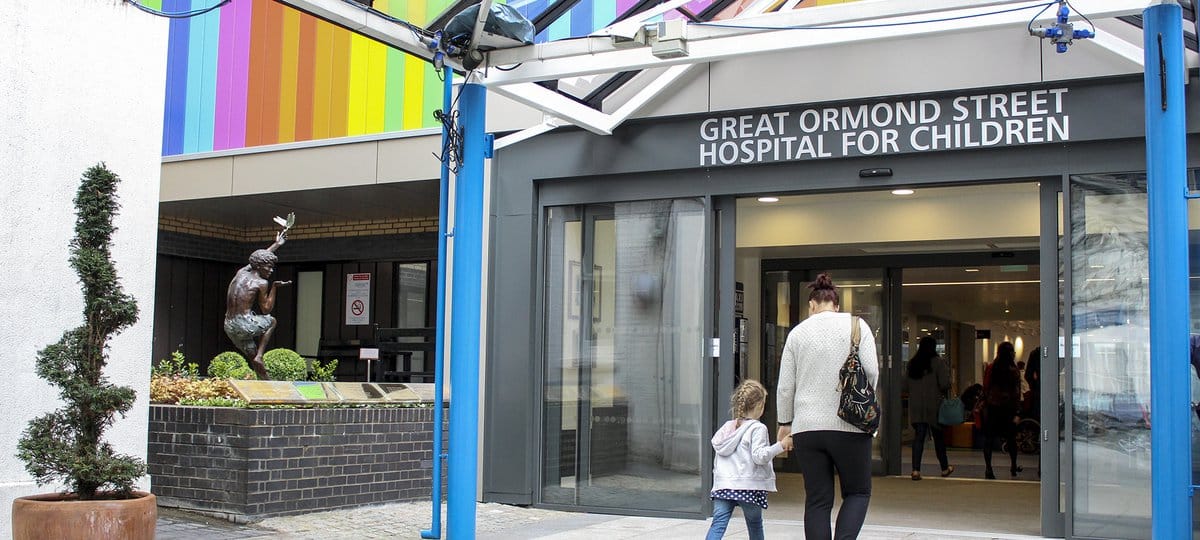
[159,473,1047,539]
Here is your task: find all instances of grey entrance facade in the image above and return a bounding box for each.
[482,74,1200,539]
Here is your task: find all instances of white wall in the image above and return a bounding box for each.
[0,1,167,536]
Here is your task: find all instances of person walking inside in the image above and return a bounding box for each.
[776,273,878,540]
[706,379,790,540]
[981,342,1023,479]
[904,336,953,480]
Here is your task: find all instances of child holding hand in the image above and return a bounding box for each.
[706,379,792,540]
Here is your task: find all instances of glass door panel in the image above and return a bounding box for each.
[1068,173,1151,539]
[542,198,708,513]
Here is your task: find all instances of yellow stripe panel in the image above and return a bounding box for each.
[368,0,391,133]
[278,8,301,142]
[402,55,425,130]
[365,39,388,133]
[401,0,427,129]
[347,34,370,135]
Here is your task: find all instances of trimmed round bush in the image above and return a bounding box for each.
[263,348,307,381]
[208,351,254,380]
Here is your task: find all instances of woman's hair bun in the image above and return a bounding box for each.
[810,272,836,291]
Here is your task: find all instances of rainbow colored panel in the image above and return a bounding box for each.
[162,0,858,155]
[162,0,452,155]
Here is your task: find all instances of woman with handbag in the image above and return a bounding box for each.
[903,336,954,480]
[981,342,1023,479]
[776,273,878,540]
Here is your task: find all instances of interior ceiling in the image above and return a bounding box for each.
[159,180,440,229]
[747,183,1043,328]
[902,265,1040,328]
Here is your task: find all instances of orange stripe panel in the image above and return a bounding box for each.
[328,27,351,138]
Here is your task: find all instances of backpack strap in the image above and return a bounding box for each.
[850,316,861,348]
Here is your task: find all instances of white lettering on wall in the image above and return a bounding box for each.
[698,88,1070,166]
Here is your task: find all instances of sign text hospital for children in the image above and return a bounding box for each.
[698,88,1069,167]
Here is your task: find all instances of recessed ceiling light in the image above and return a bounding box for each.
[757,196,780,203]
[965,268,980,272]
[891,189,914,196]
[1004,309,1011,313]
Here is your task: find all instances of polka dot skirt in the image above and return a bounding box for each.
[711,489,768,509]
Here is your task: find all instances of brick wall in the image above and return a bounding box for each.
[149,405,448,522]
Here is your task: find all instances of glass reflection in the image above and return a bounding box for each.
[1070,173,1151,539]
[542,199,706,513]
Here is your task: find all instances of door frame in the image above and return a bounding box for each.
[1040,177,1066,538]
[761,251,1040,477]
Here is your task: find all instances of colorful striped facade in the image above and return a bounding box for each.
[161,0,860,156]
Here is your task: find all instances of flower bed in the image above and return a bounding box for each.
[148,404,447,522]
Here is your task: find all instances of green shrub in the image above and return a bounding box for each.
[152,349,199,379]
[208,351,254,380]
[263,348,307,381]
[310,358,338,382]
[179,396,247,408]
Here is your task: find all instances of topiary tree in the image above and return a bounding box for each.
[263,348,307,381]
[208,351,255,380]
[16,163,146,499]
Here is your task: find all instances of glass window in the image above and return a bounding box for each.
[295,271,324,358]
[1070,173,1151,539]
[542,199,707,513]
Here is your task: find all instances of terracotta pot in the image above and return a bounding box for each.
[12,491,156,540]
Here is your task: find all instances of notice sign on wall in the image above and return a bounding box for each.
[345,273,371,325]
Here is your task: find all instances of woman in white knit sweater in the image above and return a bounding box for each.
[775,273,879,540]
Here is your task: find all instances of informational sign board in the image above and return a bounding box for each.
[345,273,371,325]
[228,381,444,405]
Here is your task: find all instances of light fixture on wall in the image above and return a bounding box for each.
[757,196,779,203]
[891,189,914,196]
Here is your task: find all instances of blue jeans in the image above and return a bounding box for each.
[705,497,764,540]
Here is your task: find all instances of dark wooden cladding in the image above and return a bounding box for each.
[152,255,241,370]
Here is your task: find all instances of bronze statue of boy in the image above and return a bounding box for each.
[224,229,292,379]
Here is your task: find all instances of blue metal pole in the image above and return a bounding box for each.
[420,65,454,540]
[1145,2,1191,539]
[447,80,486,540]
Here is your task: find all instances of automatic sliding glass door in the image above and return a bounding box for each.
[541,198,708,514]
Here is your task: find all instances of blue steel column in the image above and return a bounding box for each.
[447,80,486,539]
[421,65,454,540]
[1145,2,1191,538]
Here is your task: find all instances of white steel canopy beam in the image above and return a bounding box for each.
[276,0,469,70]
[482,0,1149,85]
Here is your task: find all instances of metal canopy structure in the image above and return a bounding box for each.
[269,1,1197,539]
[277,0,1194,144]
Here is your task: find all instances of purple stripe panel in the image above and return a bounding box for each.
[616,0,638,17]
[215,0,252,150]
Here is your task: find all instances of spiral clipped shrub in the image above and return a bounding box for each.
[263,348,307,381]
[208,351,254,380]
[16,164,146,499]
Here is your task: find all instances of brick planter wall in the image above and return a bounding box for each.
[149,405,448,522]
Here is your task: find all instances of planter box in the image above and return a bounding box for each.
[148,405,447,522]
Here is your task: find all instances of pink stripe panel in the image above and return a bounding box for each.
[215,0,253,150]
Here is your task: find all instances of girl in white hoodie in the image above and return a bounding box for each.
[706,379,791,540]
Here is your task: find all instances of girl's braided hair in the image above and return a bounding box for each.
[730,379,768,427]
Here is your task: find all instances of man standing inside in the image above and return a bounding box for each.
[224,230,291,380]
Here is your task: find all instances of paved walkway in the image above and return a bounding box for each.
[158,490,1047,540]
